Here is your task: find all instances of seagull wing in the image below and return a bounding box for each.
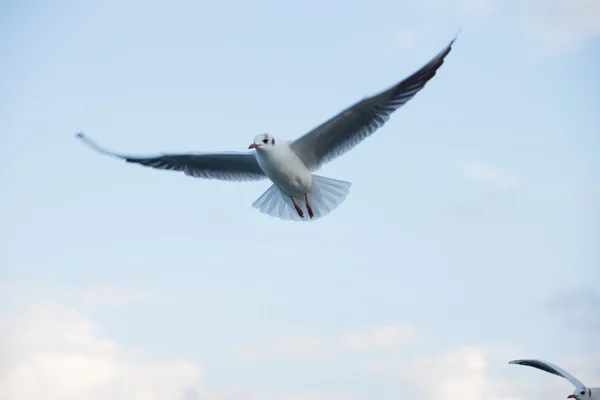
[289,36,456,171]
[509,359,586,389]
[75,132,267,182]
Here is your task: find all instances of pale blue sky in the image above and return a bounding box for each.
[1,0,599,399]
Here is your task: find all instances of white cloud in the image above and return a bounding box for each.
[464,161,517,190]
[388,347,516,400]
[0,282,161,309]
[366,346,600,400]
[283,395,361,400]
[339,324,416,351]
[0,299,365,400]
[80,285,160,308]
[0,301,207,400]
[413,0,600,54]
[270,336,331,359]
[420,0,494,17]
[3,298,598,400]
[544,287,600,336]
[236,324,416,361]
[390,31,418,51]
[210,387,267,400]
[376,30,418,54]
[518,0,600,53]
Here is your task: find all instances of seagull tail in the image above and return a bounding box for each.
[251,175,352,222]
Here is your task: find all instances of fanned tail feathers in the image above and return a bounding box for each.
[251,175,351,221]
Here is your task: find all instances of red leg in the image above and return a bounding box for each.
[290,197,304,218]
[304,193,314,219]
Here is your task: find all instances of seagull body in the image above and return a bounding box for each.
[76,37,457,221]
[509,359,599,400]
[252,138,315,216]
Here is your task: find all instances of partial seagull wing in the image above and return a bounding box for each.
[290,36,456,171]
[75,132,267,182]
[509,359,586,389]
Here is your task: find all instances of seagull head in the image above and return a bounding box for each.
[568,388,591,400]
[249,134,276,150]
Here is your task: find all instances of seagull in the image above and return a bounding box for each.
[76,36,456,221]
[509,359,599,400]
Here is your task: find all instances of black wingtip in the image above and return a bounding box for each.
[454,28,462,43]
[73,131,122,159]
[444,29,460,52]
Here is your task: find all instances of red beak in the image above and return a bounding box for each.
[248,143,260,149]
[567,395,577,399]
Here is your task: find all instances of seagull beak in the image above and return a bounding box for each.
[248,143,260,149]
[567,395,577,398]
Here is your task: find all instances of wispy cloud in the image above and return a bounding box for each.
[0,282,162,309]
[464,161,517,190]
[543,286,600,336]
[415,0,600,54]
[339,325,417,350]
[420,0,495,17]
[518,0,600,54]
[283,395,361,400]
[390,31,418,51]
[80,285,160,307]
[366,346,600,400]
[236,324,416,361]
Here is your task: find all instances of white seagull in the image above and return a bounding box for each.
[76,37,456,221]
[509,359,599,400]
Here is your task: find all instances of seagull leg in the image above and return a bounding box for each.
[290,197,304,218]
[304,193,314,219]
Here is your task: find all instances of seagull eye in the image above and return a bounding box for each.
[262,138,269,144]
[581,391,585,395]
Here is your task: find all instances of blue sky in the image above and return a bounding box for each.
[1,0,599,399]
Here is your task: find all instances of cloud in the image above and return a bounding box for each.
[79,285,160,308]
[366,347,508,400]
[283,395,361,400]
[420,0,494,17]
[464,161,517,190]
[389,347,516,400]
[376,30,418,55]
[2,297,598,400]
[0,282,162,309]
[544,286,600,336]
[0,299,364,400]
[268,336,330,359]
[210,387,267,400]
[390,31,418,51]
[236,324,416,361]
[518,0,600,54]
[0,301,207,400]
[366,346,600,400]
[339,325,417,350]
[413,0,600,54]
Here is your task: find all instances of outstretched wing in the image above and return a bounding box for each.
[290,36,456,171]
[75,132,267,182]
[509,359,586,389]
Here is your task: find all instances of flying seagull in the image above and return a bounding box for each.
[76,36,456,221]
[509,359,599,400]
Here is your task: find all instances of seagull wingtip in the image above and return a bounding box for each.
[450,28,461,46]
[75,131,85,139]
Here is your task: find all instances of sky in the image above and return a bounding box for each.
[0,0,599,399]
